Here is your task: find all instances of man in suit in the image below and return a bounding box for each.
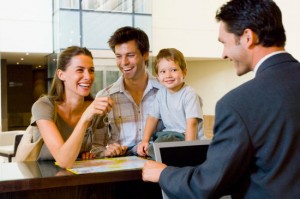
[142,0,300,198]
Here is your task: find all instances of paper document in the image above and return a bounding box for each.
[62,156,147,174]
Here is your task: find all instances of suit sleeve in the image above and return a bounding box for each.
[159,100,254,199]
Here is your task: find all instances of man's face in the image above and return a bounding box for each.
[114,40,149,81]
[218,21,252,76]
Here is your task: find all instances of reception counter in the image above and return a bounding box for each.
[0,160,162,199]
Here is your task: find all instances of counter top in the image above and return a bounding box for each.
[0,160,142,193]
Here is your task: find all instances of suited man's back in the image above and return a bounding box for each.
[217,53,300,198]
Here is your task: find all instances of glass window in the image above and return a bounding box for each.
[60,0,80,9]
[58,11,81,49]
[46,53,58,90]
[91,69,121,96]
[46,53,58,78]
[53,0,59,12]
[134,0,152,14]
[82,0,133,13]
[134,15,152,51]
[53,12,60,51]
[53,0,152,50]
[82,12,132,49]
[91,70,103,96]
[106,70,120,86]
[119,0,133,13]
[81,0,99,10]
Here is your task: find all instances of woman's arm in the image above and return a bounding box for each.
[37,118,89,168]
[37,97,113,168]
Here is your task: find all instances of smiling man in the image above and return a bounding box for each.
[92,26,162,158]
[142,0,300,198]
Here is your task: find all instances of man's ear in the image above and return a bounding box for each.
[243,28,258,48]
[143,51,149,63]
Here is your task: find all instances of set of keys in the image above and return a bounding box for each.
[103,113,112,140]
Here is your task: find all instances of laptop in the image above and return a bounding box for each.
[153,140,211,167]
[153,140,211,199]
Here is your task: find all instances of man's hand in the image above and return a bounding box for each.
[105,143,128,157]
[81,151,96,160]
[142,160,167,182]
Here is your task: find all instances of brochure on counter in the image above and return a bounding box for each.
[56,156,147,174]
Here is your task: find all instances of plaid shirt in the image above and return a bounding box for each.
[92,72,161,157]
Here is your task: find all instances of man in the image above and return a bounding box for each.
[142,0,300,198]
[92,26,161,157]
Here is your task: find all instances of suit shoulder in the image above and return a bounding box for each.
[219,79,256,106]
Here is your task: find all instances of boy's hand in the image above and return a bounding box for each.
[137,142,149,157]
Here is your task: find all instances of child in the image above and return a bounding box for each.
[137,48,204,159]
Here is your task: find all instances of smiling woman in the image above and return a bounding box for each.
[15,46,113,168]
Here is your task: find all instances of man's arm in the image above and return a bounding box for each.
[143,100,254,198]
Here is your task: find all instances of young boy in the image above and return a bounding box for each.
[137,48,204,159]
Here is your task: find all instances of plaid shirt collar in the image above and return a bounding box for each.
[108,71,162,95]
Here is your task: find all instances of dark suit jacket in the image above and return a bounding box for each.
[159,53,300,199]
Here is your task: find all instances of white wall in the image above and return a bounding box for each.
[152,0,224,59]
[153,0,300,60]
[0,0,53,53]
[185,60,253,115]
[275,0,300,59]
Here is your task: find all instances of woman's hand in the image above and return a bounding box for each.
[82,97,113,122]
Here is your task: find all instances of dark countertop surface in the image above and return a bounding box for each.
[0,160,143,193]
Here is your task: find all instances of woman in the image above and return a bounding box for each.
[32,46,112,168]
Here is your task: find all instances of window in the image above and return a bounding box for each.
[52,0,151,92]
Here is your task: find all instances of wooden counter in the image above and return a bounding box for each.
[0,161,162,199]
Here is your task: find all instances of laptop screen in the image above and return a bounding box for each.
[153,140,211,167]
